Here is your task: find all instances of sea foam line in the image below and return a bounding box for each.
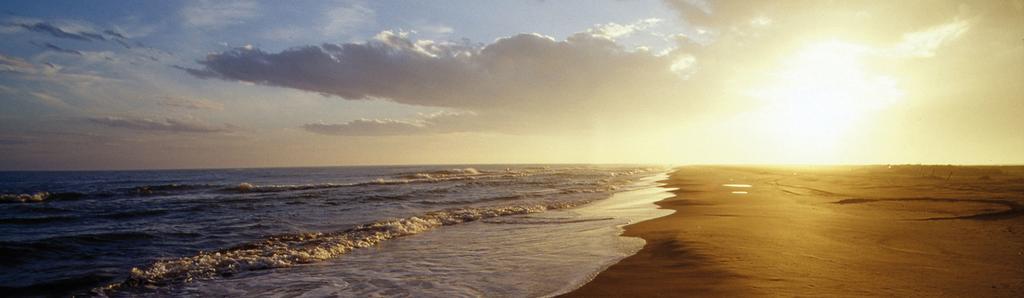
[99,200,591,293]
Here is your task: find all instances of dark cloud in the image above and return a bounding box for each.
[304,119,425,136]
[113,38,133,49]
[31,42,83,56]
[103,29,127,39]
[0,139,29,146]
[183,31,691,135]
[156,96,225,111]
[183,31,684,111]
[174,64,219,79]
[5,17,166,62]
[303,113,477,136]
[88,116,234,133]
[12,21,106,41]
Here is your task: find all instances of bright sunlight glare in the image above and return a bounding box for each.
[746,40,904,163]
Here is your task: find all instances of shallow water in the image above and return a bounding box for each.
[0,165,670,296]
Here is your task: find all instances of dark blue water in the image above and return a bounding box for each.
[0,165,657,296]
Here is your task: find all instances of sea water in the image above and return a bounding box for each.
[0,165,672,297]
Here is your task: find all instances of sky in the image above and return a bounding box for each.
[0,0,1022,170]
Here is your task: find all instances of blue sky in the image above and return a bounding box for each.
[1,0,1022,169]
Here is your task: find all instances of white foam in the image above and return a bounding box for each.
[114,201,589,289]
[235,183,255,192]
[158,171,677,297]
[0,192,49,203]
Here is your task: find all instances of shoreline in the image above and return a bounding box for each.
[564,167,752,297]
[549,171,677,297]
[566,165,1024,297]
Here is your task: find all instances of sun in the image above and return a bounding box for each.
[746,40,904,163]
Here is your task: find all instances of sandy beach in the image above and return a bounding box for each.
[568,165,1024,297]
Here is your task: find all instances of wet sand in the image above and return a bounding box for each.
[567,165,1024,297]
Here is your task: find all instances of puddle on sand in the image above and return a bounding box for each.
[722,184,752,188]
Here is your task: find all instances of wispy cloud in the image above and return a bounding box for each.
[157,96,225,111]
[303,112,474,136]
[587,18,662,40]
[28,91,73,110]
[304,119,424,136]
[418,24,453,35]
[891,20,970,58]
[3,15,162,61]
[7,21,106,41]
[31,41,83,56]
[88,116,234,133]
[0,53,120,86]
[181,0,261,28]
[0,53,35,73]
[322,3,374,37]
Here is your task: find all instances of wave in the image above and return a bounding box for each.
[0,215,80,225]
[225,180,454,193]
[97,209,171,220]
[0,192,85,203]
[396,167,482,179]
[226,172,487,193]
[1,272,118,297]
[483,216,615,225]
[42,231,158,244]
[363,176,481,186]
[412,194,529,206]
[227,182,356,193]
[101,200,592,293]
[130,184,219,195]
[0,231,158,267]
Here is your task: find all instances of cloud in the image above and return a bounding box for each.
[181,0,261,28]
[662,0,1013,49]
[304,119,424,136]
[303,112,475,136]
[7,21,106,41]
[3,15,164,64]
[183,30,682,110]
[180,29,695,135]
[419,24,454,35]
[0,54,119,85]
[0,138,29,146]
[890,20,969,58]
[0,53,35,73]
[28,92,73,110]
[157,96,225,111]
[587,18,662,40]
[322,3,374,37]
[31,42,84,56]
[103,29,127,39]
[88,116,234,133]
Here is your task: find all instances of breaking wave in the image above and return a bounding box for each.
[102,200,590,293]
[228,169,492,192]
[129,184,219,195]
[0,192,84,203]
[396,167,482,179]
[227,182,355,193]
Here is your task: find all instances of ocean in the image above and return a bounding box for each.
[0,165,673,297]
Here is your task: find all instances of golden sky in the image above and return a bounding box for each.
[1,0,1022,169]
